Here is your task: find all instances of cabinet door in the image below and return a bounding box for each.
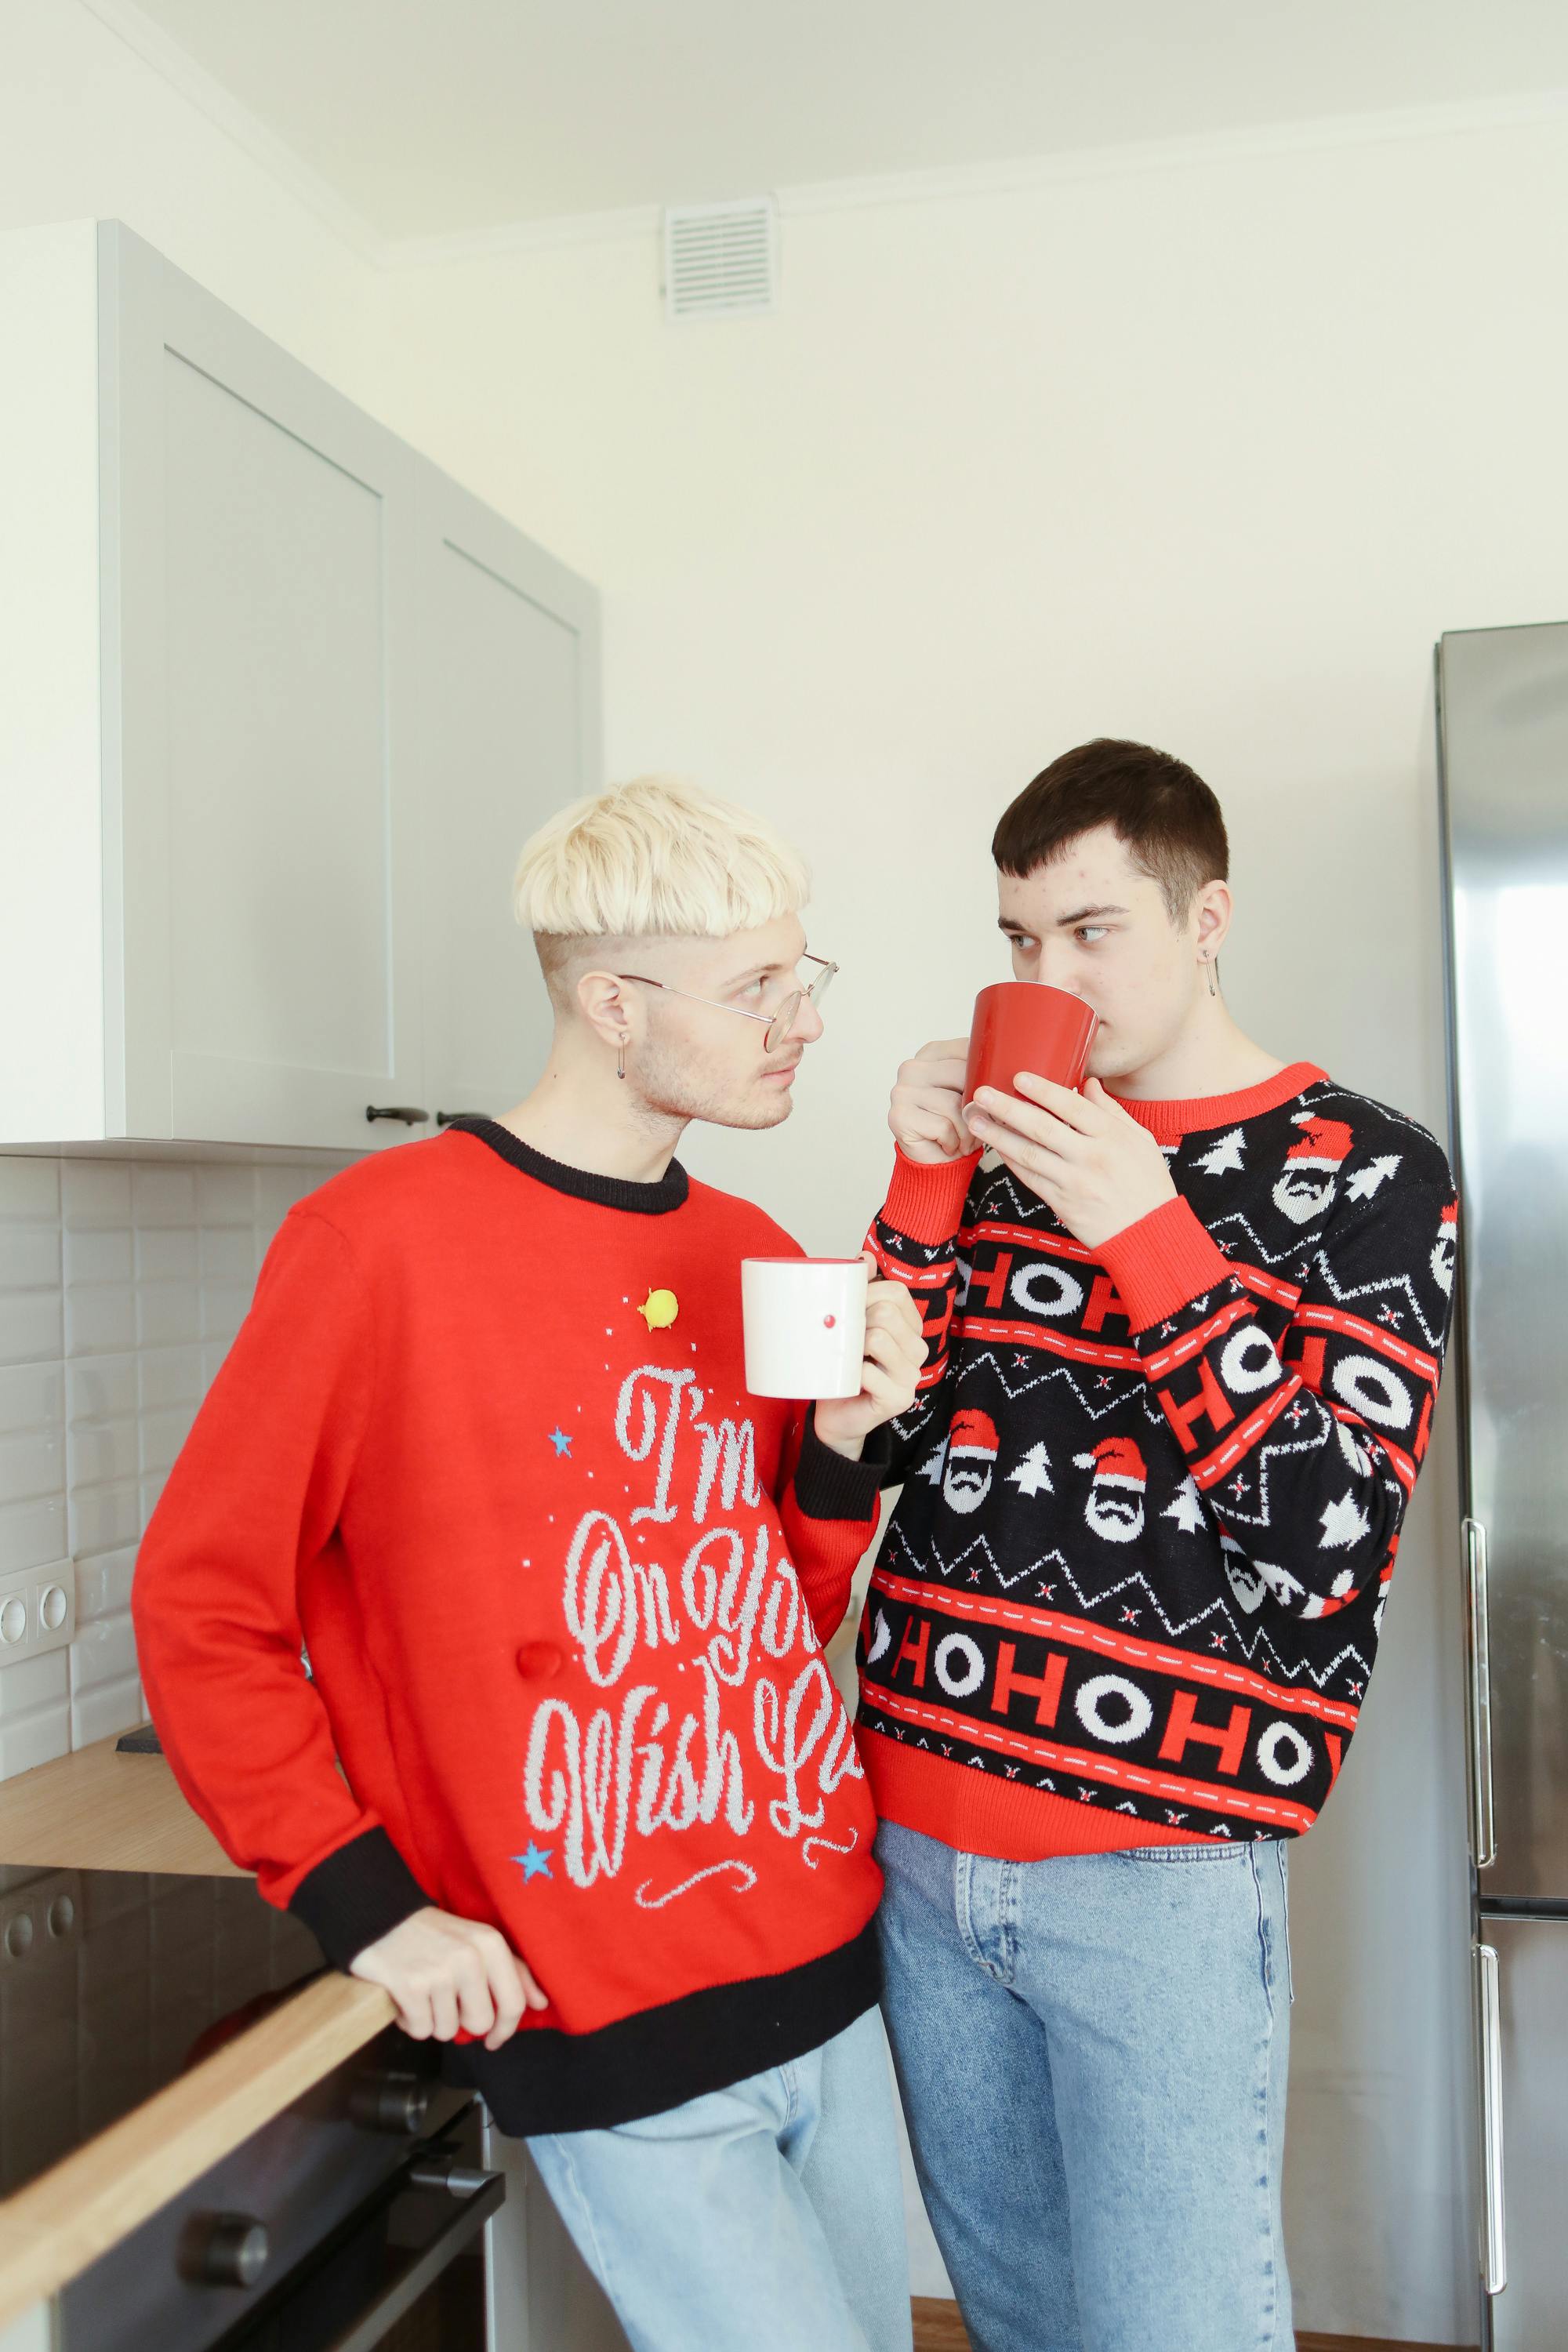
[102,224,426,1151]
[1479,1917,1568,2349]
[412,466,601,1124]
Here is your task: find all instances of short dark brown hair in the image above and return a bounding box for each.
[992,739,1229,920]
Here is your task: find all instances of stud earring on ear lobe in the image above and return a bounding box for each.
[616,1035,629,1080]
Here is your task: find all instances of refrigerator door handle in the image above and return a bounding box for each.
[1475,1940,1507,2296]
[1463,1517,1496,1869]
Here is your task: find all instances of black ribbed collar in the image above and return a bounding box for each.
[445,1116,689,1215]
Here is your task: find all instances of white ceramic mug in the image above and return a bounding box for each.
[741,1257,869,1399]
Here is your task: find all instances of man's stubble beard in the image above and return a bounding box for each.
[631,1041,792,1134]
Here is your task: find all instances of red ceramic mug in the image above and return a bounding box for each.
[964,982,1098,1109]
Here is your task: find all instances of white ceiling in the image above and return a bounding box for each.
[115,0,1568,242]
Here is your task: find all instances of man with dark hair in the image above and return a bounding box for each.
[858,739,1456,2352]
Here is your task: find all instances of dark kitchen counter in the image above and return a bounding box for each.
[0,1743,398,2328]
[0,1862,325,2201]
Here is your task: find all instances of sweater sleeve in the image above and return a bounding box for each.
[775,1409,888,1645]
[862,1146,980,1485]
[132,1207,430,1968]
[1098,1175,1457,1619]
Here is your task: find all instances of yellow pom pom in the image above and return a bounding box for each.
[638,1288,679,1331]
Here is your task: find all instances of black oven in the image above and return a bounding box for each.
[59,2034,501,2352]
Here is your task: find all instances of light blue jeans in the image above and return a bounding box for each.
[525,2005,913,2352]
[877,1820,1293,2352]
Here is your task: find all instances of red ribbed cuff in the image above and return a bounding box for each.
[880,1147,981,1247]
[1098,1196,1234,1334]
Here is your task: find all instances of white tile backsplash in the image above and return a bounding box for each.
[135,1225,199,1283]
[0,1149,350,1782]
[0,1291,64,1369]
[0,1366,64,1436]
[131,1165,198,1228]
[64,1225,134,1286]
[74,1545,136,1624]
[69,1479,143,1559]
[60,1161,130,1225]
[0,1160,60,1221]
[67,1355,138,1423]
[0,1225,62,1288]
[136,1281,201,1349]
[70,1611,139,1694]
[0,1428,62,1503]
[0,1497,68,1577]
[64,1285,136,1357]
[196,1164,257,1225]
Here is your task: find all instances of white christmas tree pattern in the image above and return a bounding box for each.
[1162,1477,1206,1534]
[1319,1494,1372,1548]
[1007,1442,1054,1499]
[1195,1127,1246,1176]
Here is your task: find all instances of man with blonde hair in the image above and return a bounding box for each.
[134,778,924,2352]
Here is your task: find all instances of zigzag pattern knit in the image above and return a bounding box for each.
[856,1062,1456,1856]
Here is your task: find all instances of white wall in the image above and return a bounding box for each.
[0,0,372,390]
[358,114,1568,2341]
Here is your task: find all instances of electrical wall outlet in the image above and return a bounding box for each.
[0,1560,76,1663]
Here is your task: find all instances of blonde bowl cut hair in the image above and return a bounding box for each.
[514,775,811,998]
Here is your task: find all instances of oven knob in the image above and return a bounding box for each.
[177,2212,270,2288]
[350,2069,433,2136]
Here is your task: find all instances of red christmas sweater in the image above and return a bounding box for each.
[133,1120,887,2135]
[857,1063,1456,1859]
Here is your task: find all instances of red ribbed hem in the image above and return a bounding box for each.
[1098,1197,1233,1334]
[1109,1061,1327,1145]
[880,1147,982,1247]
[859,1726,1210,1859]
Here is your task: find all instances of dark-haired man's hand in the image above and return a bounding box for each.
[965,1073,1177,1250]
[889,1040,976,1163]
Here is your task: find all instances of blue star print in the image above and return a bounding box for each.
[547,1428,572,1457]
[513,1842,553,1882]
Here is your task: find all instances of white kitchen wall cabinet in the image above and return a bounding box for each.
[413,468,597,1124]
[1,222,600,1155]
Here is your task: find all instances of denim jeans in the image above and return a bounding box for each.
[524,2005,913,2352]
[876,1820,1293,2352]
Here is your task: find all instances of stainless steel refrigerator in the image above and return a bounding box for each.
[1439,619,1568,2351]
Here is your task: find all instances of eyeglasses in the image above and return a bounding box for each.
[616,953,838,1055]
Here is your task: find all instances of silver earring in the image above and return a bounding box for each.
[616,1034,629,1080]
[1206,956,1218,999]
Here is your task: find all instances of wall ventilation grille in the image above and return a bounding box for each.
[663,200,777,320]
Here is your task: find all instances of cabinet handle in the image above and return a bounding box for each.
[365,1105,430,1125]
[406,2154,499,2198]
[350,2069,434,2136]
[1463,1518,1495,1868]
[177,2211,270,2288]
[435,1111,485,1127]
[1475,1941,1507,2296]
[310,2165,503,2352]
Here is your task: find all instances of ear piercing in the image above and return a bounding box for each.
[616,1034,630,1080]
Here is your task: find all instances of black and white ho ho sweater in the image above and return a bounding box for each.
[857,1062,1457,1857]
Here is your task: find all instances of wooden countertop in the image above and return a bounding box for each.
[0,1728,241,1875]
[0,1732,397,2328]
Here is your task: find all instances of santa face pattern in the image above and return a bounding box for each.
[942,1407,1000,1514]
[1072,1434,1148,1544]
[862,1072,1457,1846]
[1272,1114,1353,1226]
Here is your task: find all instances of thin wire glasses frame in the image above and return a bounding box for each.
[615,953,838,1057]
